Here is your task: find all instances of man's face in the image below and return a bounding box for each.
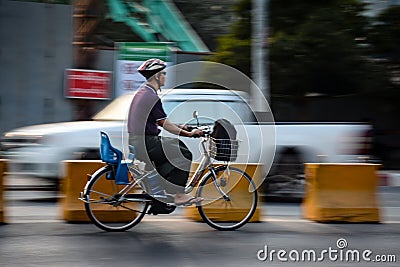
[159,71,166,86]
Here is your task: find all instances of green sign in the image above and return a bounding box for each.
[117,42,172,61]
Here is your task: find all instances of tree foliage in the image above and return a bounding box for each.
[369,6,400,63]
[367,6,400,101]
[213,0,394,98]
[173,0,237,51]
[210,0,252,76]
[271,0,374,97]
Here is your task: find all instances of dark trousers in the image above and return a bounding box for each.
[129,135,192,193]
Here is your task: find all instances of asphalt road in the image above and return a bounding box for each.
[1,216,399,267]
[1,177,399,267]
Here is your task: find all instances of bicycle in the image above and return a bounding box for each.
[79,114,258,231]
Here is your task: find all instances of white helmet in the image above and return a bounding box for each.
[137,58,167,80]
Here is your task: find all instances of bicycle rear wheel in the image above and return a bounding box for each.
[196,166,258,231]
[84,165,149,232]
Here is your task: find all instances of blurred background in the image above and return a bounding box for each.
[1,4,400,265]
[0,0,400,169]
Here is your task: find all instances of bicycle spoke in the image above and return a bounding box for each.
[86,198,113,204]
[89,190,113,198]
[119,203,148,214]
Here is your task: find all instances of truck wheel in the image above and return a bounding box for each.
[73,149,101,160]
[264,148,305,201]
[275,148,304,177]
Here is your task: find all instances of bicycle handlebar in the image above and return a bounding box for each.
[187,125,211,138]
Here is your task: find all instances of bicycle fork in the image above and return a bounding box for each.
[209,166,231,201]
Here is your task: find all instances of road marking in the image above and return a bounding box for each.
[7,219,63,224]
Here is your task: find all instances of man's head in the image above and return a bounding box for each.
[137,58,167,81]
[137,58,167,89]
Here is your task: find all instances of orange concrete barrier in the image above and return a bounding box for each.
[60,160,105,222]
[302,163,381,223]
[184,163,264,222]
[0,160,6,224]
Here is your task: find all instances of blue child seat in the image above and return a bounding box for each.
[99,131,129,185]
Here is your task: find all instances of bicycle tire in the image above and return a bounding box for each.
[84,165,149,232]
[196,165,258,231]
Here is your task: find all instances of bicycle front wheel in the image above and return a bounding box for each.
[84,165,149,232]
[197,166,258,231]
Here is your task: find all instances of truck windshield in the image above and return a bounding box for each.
[92,91,256,123]
[163,100,255,124]
[92,94,134,121]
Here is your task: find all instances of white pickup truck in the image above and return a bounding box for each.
[1,89,371,198]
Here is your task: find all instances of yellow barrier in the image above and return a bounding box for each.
[60,160,105,222]
[302,163,381,223]
[184,163,264,222]
[0,160,6,224]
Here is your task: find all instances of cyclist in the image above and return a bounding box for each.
[128,58,203,205]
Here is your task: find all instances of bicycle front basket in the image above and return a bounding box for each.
[209,137,239,162]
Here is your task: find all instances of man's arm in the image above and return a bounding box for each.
[157,118,202,137]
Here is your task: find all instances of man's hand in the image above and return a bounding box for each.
[189,128,204,138]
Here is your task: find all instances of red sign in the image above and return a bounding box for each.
[65,69,112,99]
